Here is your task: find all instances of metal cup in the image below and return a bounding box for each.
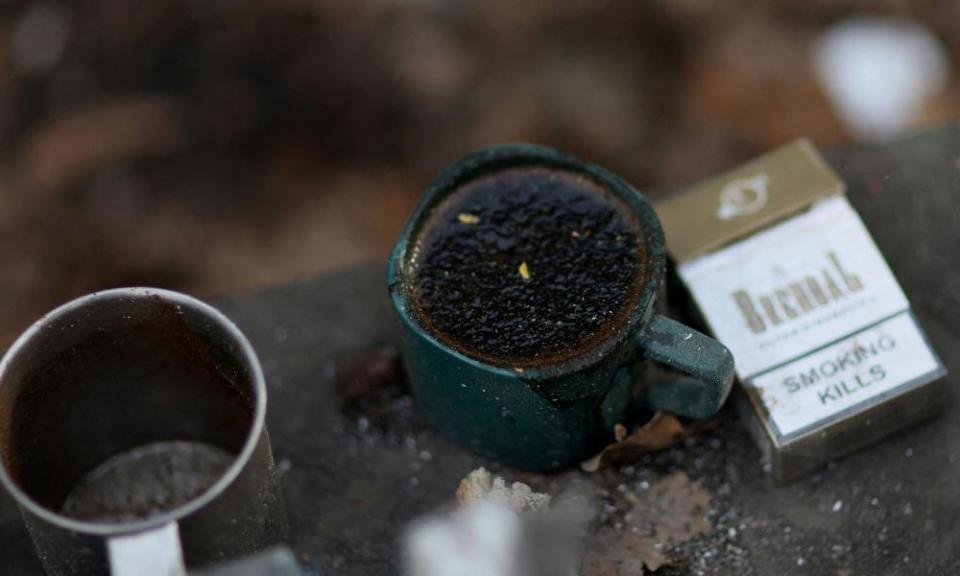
[0,288,287,575]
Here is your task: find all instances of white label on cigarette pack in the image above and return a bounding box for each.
[678,195,943,440]
[747,312,940,438]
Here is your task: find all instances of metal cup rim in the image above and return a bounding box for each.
[0,287,268,537]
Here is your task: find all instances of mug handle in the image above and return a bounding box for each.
[634,314,735,419]
[108,521,187,576]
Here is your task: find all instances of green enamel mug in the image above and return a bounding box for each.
[388,144,734,471]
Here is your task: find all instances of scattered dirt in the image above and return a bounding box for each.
[334,343,741,574]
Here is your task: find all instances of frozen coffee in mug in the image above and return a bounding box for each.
[389,144,736,470]
[411,166,644,366]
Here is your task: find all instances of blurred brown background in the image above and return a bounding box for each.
[0,0,958,343]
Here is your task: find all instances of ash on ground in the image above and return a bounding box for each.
[331,346,918,575]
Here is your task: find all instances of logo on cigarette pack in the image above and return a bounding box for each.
[717,173,769,220]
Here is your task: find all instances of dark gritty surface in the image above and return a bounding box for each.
[61,441,233,523]
[412,166,644,366]
[2,124,960,574]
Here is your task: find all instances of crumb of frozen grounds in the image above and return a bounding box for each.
[456,467,551,512]
[404,468,594,576]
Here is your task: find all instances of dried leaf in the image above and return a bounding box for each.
[518,261,531,280]
[581,471,712,575]
[632,471,712,543]
[582,533,669,575]
[581,412,691,472]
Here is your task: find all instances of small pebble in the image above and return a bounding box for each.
[832,500,843,512]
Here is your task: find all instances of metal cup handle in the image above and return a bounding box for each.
[107,521,187,576]
[635,314,735,419]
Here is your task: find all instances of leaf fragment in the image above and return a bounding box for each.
[518,261,531,280]
[581,412,694,472]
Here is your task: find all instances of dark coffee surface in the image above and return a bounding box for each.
[60,441,233,523]
[411,167,645,365]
